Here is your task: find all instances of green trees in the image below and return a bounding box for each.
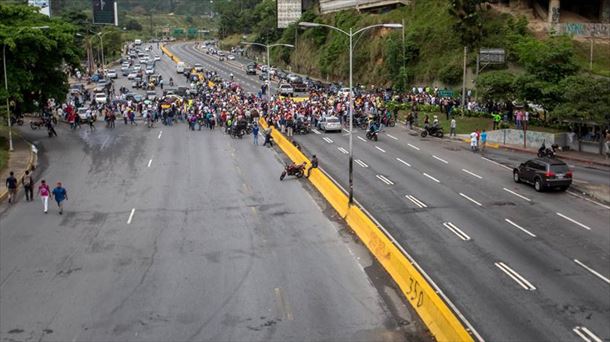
[449,0,484,48]
[0,4,82,114]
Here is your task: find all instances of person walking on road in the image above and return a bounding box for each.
[5,171,17,204]
[51,182,68,215]
[252,123,259,145]
[22,170,34,201]
[38,180,50,213]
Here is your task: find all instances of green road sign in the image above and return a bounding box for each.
[438,90,454,98]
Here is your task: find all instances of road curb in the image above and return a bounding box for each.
[498,144,610,168]
[0,138,37,203]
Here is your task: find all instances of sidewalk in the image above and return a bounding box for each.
[0,137,37,202]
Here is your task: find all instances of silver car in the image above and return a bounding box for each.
[319,116,342,132]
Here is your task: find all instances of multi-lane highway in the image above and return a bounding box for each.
[0,44,427,341]
[165,42,610,341]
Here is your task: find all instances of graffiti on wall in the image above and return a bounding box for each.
[559,23,610,37]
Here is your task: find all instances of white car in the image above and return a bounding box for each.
[106,69,117,79]
[227,54,236,60]
[217,51,225,57]
[319,116,342,132]
[146,91,157,101]
[194,63,203,72]
[94,92,107,104]
[278,83,294,96]
[145,66,154,75]
[127,71,138,79]
[154,55,160,61]
[133,64,142,71]
[338,87,351,97]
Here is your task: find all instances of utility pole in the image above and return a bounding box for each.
[461,46,467,112]
[589,36,594,71]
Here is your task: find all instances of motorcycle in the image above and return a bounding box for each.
[366,129,379,141]
[295,121,311,135]
[381,116,396,127]
[280,162,307,180]
[30,119,47,130]
[355,116,368,130]
[420,125,444,138]
[10,115,24,126]
[230,125,246,138]
[537,143,557,158]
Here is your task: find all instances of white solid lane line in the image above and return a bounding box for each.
[494,262,536,291]
[423,173,440,183]
[354,159,368,168]
[573,326,603,342]
[556,212,592,230]
[386,133,398,140]
[408,143,420,151]
[357,136,366,142]
[322,137,334,144]
[343,128,350,133]
[505,218,536,238]
[503,187,532,202]
[442,222,471,241]
[375,146,386,153]
[127,208,136,224]
[567,190,610,210]
[462,168,483,179]
[432,155,449,164]
[337,147,349,154]
[481,156,512,170]
[396,158,411,167]
[158,130,163,139]
[459,193,483,206]
[574,259,610,285]
[312,129,321,135]
[405,195,427,208]
[376,174,394,185]
[147,159,153,168]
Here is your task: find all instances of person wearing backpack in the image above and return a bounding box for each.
[38,180,50,213]
[22,170,34,201]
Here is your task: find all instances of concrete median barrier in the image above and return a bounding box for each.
[260,118,476,342]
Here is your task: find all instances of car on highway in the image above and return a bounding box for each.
[146,91,157,101]
[94,92,107,104]
[287,73,301,83]
[133,64,142,71]
[338,87,351,97]
[94,80,108,92]
[176,61,186,73]
[513,157,572,192]
[194,63,204,72]
[153,55,161,61]
[318,116,342,132]
[121,65,130,76]
[132,76,142,88]
[259,70,269,81]
[145,65,155,75]
[127,70,138,79]
[77,107,89,120]
[125,93,143,103]
[218,55,225,62]
[217,51,225,57]
[246,63,257,75]
[106,69,117,79]
[276,69,288,81]
[227,54,236,60]
[277,83,294,96]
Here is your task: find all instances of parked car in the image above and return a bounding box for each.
[513,158,572,192]
[145,65,155,75]
[277,83,294,96]
[154,55,161,61]
[146,91,157,101]
[94,92,107,104]
[133,64,142,71]
[127,70,138,79]
[227,54,236,60]
[194,63,204,72]
[106,69,117,79]
[287,74,301,83]
[125,93,143,103]
[246,63,257,75]
[318,116,342,132]
[94,80,107,92]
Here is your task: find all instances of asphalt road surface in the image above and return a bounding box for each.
[165,42,610,341]
[0,67,427,340]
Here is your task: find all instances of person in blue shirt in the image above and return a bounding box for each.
[481,129,488,151]
[51,182,68,215]
[252,123,260,145]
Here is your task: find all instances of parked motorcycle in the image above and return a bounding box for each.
[421,126,444,138]
[280,162,307,180]
[30,119,46,130]
[537,143,557,158]
[10,115,24,126]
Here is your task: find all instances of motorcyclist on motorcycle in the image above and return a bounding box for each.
[230,73,234,81]
[169,77,174,86]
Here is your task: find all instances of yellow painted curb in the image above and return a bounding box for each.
[260,118,476,342]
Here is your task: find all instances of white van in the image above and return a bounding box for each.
[176,61,186,74]
[134,39,142,45]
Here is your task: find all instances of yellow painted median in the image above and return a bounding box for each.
[260,118,475,342]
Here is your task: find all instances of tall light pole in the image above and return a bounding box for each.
[95,31,111,73]
[3,25,49,152]
[299,21,402,205]
[241,41,294,96]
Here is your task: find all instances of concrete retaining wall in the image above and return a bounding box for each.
[486,129,562,149]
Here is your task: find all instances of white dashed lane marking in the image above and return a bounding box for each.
[337,147,349,154]
[573,326,602,342]
[432,155,448,164]
[505,218,536,238]
[495,262,536,291]
[462,169,483,179]
[573,259,610,285]
[376,174,394,185]
[459,192,482,206]
[357,136,366,142]
[127,208,136,224]
[422,173,440,183]
[158,130,163,139]
[354,159,368,168]
[556,212,592,231]
[322,137,334,144]
[503,188,532,202]
[405,195,427,208]
[442,222,471,241]
[408,143,420,151]
[147,159,153,168]
[396,158,411,167]
[375,146,386,153]
[386,133,398,140]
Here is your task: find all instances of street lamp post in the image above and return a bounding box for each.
[299,21,402,205]
[96,31,111,73]
[241,42,294,96]
[3,26,49,152]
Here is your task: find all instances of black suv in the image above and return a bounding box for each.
[245,63,257,75]
[513,158,572,192]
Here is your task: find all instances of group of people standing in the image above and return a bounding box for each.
[5,170,67,214]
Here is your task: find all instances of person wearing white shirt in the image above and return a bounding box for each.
[470,131,478,152]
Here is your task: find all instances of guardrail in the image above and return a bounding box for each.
[259,118,477,342]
